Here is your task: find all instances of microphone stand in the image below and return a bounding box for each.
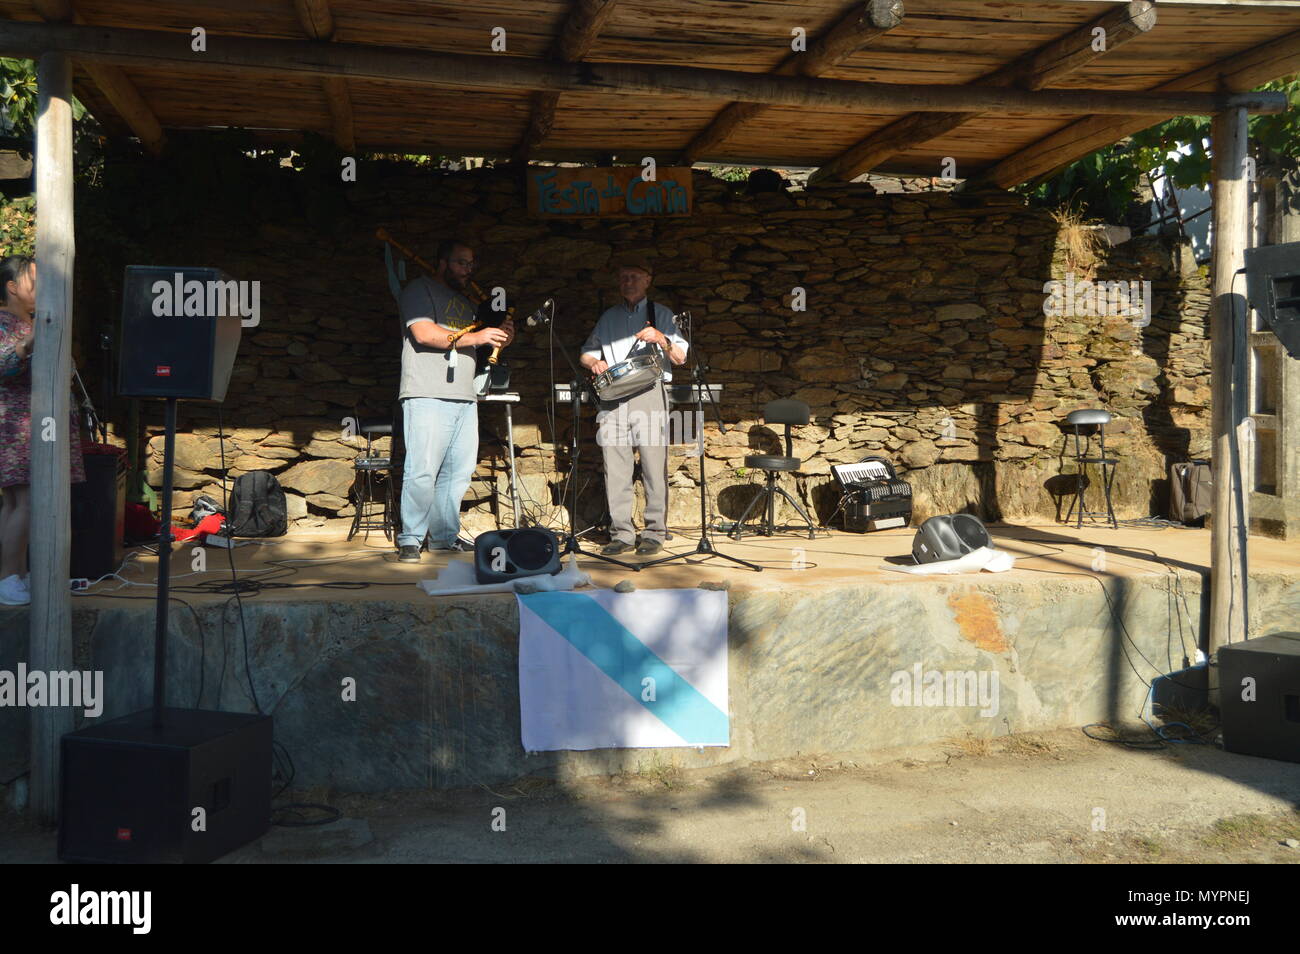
[643,313,762,572]
[549,306,640,571]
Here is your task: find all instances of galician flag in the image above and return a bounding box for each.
[517,589,729,751]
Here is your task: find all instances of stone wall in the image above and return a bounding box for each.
[103,162,1211,531]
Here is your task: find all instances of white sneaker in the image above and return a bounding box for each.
[0,574,29,606]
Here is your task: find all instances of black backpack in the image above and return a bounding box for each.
[226,471,288,538]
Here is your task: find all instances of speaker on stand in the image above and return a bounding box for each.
[59,266,272,864]
[1244,242,1300,359]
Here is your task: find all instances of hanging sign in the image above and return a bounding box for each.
[528,166,693,218]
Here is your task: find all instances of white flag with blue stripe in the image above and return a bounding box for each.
[517,588,729,751]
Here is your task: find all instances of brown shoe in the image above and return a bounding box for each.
[635,539,663,556]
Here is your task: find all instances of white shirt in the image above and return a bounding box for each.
[581,297,688,382]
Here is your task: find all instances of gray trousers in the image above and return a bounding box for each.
[598,380,669,544]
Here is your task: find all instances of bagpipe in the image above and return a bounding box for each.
[377,227,537,393]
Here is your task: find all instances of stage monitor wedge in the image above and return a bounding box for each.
[118,265,244,401]
[1244,242,1300,360]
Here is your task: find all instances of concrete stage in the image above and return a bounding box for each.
[2,520,1298,793]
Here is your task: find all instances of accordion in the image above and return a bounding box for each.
[831,456,913,532]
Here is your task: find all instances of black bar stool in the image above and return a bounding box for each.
[348,417,398,542]
[730,398,816,540]
[1063,408,1118,530]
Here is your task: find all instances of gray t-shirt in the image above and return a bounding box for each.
[581,298,687,383]
[398,275,480,401]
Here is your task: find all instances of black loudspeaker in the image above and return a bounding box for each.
[1218,633,1300,764]
[59,708,272,864]
[117,266,244,400]
[69,451,125,581]
[475,528,562,584]
[1244,242,1300,359]
[911,513,992,564]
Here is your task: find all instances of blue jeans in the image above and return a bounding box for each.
[398,397,478,549]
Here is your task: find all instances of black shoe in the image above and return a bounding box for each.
[398,545,421,563]
[435,538,475,552]
[635,539,663,556]
[602,541,634,556]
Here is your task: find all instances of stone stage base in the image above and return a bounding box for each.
[2,521,1297,792]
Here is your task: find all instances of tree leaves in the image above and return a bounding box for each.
[1025,79,1298,220]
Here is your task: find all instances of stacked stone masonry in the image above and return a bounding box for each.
[130,166,1212,531]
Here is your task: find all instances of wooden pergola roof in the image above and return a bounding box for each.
[1,1,1298,185]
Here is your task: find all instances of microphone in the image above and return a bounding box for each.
[526,298,555,328]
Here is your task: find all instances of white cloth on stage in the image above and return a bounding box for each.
[416,553,592,597]
[885,546,1015,575]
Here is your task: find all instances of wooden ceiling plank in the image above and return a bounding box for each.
[977,27,1300,189]
[0,19,1286,130]
[515,0,620,162]
[680,0,905,164]
[809,0,1157,183]
[32,0,166,154]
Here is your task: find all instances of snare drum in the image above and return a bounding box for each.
[592,353,662,402]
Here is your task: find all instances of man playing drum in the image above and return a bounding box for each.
[580,259,687,556]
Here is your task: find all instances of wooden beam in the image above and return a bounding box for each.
[977,29,1300,188]
[29,51,76,827]
[80,61,166,154]
[809,1,1155,184]
[794,0,905,78]
[289,0,355,152]
[293,0,334,41]
[322,75,355,151]
[32,0,72,20]
[681,0,904,165]
[1209,106,1251,657]
[0,20,1284,118]
[32,2,168,154]
[555,0,620,63]
[515,0,620,162]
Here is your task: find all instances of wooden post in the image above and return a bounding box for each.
[28,53,76,825]
[1209,106,1250,662]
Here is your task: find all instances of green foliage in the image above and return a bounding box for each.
[0,193,34,255]
[1024,79,1299,220]
[705,165,755,183]
[0,57,38,137]
[0,57,87,141]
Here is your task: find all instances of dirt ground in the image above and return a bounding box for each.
[5,726,1298,864]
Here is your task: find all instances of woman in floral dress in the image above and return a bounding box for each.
[0,254,85,606]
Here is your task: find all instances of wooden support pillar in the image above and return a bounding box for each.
[1209,106,1250,659]
[29,52,76,825]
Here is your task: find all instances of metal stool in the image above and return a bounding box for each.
[730,399,816,540]
[1063,408,1118,529]
[348,417,398,542]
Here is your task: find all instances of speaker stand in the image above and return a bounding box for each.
[554,330,639,571]
[642,318,761,573]
[152,397,178,726]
